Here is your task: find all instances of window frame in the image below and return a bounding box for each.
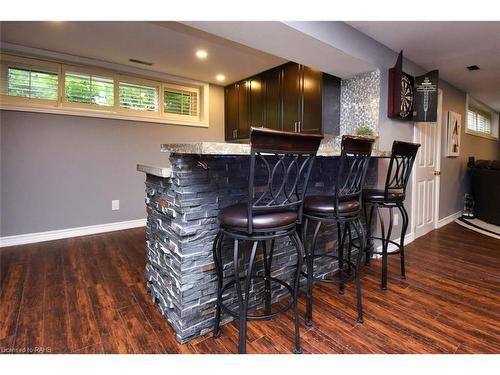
[61,65,117,112]
[0,52,209,128]
[465,96,499,141]
[0,54,60,108]
[162,82,201,122]
[117,75,162,118]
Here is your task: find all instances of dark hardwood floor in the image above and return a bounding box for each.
[1,223,499,354]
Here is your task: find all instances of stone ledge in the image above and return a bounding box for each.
[137,164,172,178]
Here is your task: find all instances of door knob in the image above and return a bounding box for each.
[433,171,441,176]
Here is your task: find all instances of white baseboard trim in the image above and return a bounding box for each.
[0,218,146,248]
[375,232,415,254]
[437,211,462,229]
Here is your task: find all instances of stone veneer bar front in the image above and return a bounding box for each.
[137,138,387,344]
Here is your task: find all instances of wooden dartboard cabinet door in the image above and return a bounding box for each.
[387,50,414,121]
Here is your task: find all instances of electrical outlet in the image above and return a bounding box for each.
[393,212,399,226]
[112,200,120,211]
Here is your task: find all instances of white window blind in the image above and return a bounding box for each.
[7,67,58,100]
[164,87,198,117]
[467,106,491,135]
[64,71,114,106]
[119,81,159,112]
[1,53,207,126]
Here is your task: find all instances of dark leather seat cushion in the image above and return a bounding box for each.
[219,203,298,230]
[304,195,360,215]
[362,189,404,203]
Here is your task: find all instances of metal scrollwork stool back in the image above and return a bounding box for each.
[212,127,323,354]
[363,140,420,290]
[301,135,374,326]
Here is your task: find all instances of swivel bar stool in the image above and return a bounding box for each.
[363,140,420,290]
[301,135,374,326]
[212,127,323,354]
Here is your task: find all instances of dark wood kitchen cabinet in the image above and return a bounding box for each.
[301,65,323,133]
[224,61,340,140]
[224,75,264,140]
[237,81,250,139]
[224,84,239,140]
[281,62,301,132]
[263,67,281,130]
[248,75,264,129]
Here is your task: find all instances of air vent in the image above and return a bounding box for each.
[129,58,153,66]
[467,65,480,71]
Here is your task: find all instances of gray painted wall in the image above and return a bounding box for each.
[1,85,225,237]
[439,80,500,220]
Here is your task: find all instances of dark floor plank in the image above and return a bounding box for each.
[119,304,166,354]
[63,240,101,352]
[128,282,188,354]
[1,222,498,354]
[43,280,71,353]
[94,308,135,354]
[90,235,136,309]
[0,263,27,341]
[13,244,46,351]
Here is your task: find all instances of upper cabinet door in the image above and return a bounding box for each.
[281,63,301,132]
[301,66,322,133]
[237,81,250,139]
[248,75,264,129]
[225,84,238,140]
[263,67,281,130]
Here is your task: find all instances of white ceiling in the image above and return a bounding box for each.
[0,21,286,85]
[347,21,500,111]
[182,21,375,78]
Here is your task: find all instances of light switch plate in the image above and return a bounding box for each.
[112,200,120,210]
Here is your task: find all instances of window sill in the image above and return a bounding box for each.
[465,128,499,141]
[0,104,209,128]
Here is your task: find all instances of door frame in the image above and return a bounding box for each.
[411,88,443,237]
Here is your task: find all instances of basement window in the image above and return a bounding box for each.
[467,106,491,134]
[7,67,58,100]
[64,69,115,109]
[0,52,208,127]
[119,78,160,114]
[163,84,199,120]
[0,55,60,107]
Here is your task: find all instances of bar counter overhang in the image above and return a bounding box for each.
[137,137,389,344]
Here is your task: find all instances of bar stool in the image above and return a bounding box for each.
[212,127,323,354]
[301,135,374,326]
[363,141,420,290]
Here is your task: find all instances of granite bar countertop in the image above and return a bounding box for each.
[160,136,390,158]
[139,136,390,178]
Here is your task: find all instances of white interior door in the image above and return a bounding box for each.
[413,90,442,239]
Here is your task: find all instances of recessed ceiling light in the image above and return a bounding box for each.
[467,65,480,71]
[196,50,208,59]
[215,74,226,82]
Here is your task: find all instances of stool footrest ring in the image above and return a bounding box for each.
[219,275,293,321]
[366,236,402,255]
[301,253,357,284]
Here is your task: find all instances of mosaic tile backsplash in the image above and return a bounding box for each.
[340,70,380,137]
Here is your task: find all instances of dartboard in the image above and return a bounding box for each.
[400,74,413,118]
